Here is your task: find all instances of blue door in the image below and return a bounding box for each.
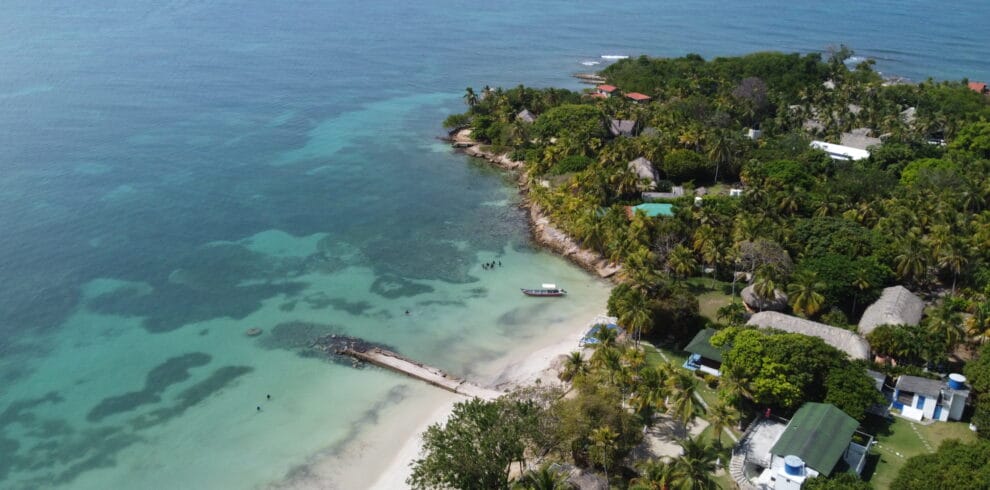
[933,405,942,420]
[916,395,925,409]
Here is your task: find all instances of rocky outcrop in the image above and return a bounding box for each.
[451,129,619,280]
[528,202,621,279]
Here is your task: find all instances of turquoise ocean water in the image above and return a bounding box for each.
[1,1,988,488]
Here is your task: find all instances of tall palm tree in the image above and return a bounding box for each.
[937,242,968,293]
[591,346,623,386]
[705,400,740,449]
[631,365,670,419]
[666,373,699,435]
[512,464,572,490]
[706,129,737,184]
[894,236,929,285]
[617,288,653,345]
[667,244,698,279]
[851,266,873,314]
[589,426,618,484]
[787,270,827,317]
[463,87,478,107]
[673,437,720,490]
[631,460,678,490]
[559,351,588,382]
[591,324,618,347]
[926,302,964,351]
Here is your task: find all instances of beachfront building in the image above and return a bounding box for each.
[682,328,723,376]
[596,84,618,97]
[625,92,651,103]
[730,403,872,489]
[809,140,870,161]
[746,312,871,360]
[740,285,788,312]
[892,374,970,422]
[969,81,988,95]
[516,109,537,124]
[857,286,925,336]
[627,156,659,189]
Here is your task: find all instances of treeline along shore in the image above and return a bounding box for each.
[416,49,990,490]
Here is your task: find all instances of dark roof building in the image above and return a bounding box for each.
[683,328,724,376]
[770,403,862,476]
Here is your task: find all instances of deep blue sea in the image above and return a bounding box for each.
[1,1,988,488]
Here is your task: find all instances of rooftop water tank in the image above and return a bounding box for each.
[948,373,967,390]
[783,455,805,476]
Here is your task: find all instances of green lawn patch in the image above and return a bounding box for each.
[681,277,737,321]
[861,415,977,489]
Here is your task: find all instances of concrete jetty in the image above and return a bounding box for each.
[341,347,503,399]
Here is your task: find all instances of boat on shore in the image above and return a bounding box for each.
[521,283,567,297]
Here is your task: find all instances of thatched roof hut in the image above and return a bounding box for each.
[740,284,788,312]
[516,109,537,124]
[627,157,659,189]
[746,311,871,360]
[857,286,925,336]
[609,119,638,137]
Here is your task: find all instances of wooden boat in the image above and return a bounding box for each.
[521,283,567,297]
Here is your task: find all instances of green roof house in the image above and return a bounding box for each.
[682,328,724,376]
[731,403,872,489]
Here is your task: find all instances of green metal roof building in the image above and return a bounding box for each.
[683,328,725,376]
[770,403,860,476]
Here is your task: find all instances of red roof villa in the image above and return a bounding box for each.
[969,81,988,94]
[625,92,651,102]
[596,84,617,97]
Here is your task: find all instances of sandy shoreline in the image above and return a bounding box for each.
[368,315,602,488]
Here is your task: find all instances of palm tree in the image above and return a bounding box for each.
[787,270,827,317]
[851,266,873,314]
[751,264,782,309]
[705,400,740,449]
[512,464,572,490]
[559,351,588,382]
[926,302,964,351]
[591,346,623,386]
[706,129,737,184]
[591,324,618,347]
[667,244,698,279]
[463,87,478,107]
[631,365,670,419]
[631,460,678,490]
[589,426,618,483]
[937,242,968,293]
[666,373,699,435]
[672,437,720,490]
[617,288,653,345]
[894,236,929,285]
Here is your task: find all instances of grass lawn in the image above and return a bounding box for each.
[682,276,737,321]
[861,415,977,489]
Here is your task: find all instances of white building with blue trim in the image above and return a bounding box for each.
[892,374,969,422]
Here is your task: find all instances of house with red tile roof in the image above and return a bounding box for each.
[625,92,651,103]
[596,84,617,97]
[969,81,988,94]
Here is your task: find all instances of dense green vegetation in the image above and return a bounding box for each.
[441,48,990,488]
[890,438,990,489]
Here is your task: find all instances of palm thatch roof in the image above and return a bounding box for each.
[609,119,638,137]
[516,109,537,124]
[746,311,871,360]
[740,284,788,312]
[857,286,925,336]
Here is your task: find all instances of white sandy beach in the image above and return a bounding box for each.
[367,314,605,489]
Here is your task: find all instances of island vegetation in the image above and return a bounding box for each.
[419,48,990,489]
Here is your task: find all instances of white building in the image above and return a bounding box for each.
[809,140,870,161]
[893,374,970,422]
[731,403,872,489]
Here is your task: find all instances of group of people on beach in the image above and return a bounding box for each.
[482,259,501,270]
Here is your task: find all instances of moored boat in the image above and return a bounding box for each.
[521,283,567,297]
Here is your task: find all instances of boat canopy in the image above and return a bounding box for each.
[541,283,558,289]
